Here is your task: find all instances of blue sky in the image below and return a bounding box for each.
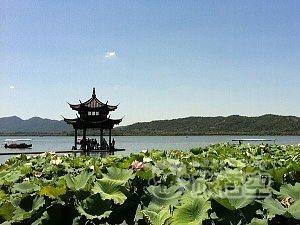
[1,1,300,125]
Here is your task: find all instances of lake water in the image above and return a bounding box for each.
[1,135,300,163]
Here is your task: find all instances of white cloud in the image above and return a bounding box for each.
[9,85,15,89]
[105,51,116,59]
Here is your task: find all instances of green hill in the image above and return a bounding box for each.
[113,114,300,136]
[0,116,72,135]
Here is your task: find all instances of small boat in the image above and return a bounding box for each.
[4,139,32,149]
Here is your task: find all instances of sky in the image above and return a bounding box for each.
[1,1,300,126]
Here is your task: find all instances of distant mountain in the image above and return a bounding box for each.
[113,114,300,136]
[0,116,72,135]
[1,114,300,136]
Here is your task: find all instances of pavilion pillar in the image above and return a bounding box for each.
[83,128,86,151]
[100,128,103,149]
[74,128,77,150]
[109,129,112,150]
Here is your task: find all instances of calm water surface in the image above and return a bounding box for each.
[1,135,300,163]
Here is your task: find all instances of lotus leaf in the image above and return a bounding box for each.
[65,170,93,191]
[0,143,300,224]
[247,218,268,225]
[12,196,45,222]
[142,207,171,225]
[76,194,112,220]
[267,167,288,184]
[39,185,67,199]
[277,182,300,202]
[11,181,40,194]
[0,202,14,221]
[136,164,155,179]
[102,167,134,185]
[287,199,300,220]
[92,178,128,204]
[261,197,286,217]
[2,171,23,184]
[147,185,181,211]
[214,187,256,210]
[171,197,210,225]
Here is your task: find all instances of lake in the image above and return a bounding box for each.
[1,135,300,163]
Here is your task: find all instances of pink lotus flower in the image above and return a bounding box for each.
[131,160,144,171]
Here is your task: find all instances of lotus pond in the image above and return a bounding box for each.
[0,143,300,225]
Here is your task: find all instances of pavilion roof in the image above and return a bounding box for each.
[64,117,122,130]
[69,88,118,111]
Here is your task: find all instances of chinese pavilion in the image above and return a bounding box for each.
[64,88,122,151]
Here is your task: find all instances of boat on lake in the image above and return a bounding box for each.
[4,139,32,149]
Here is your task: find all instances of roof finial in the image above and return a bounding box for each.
[92,87,96,98]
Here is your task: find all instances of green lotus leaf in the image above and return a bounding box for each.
[260,197,286,216]
[2,171,23,184]
[267,167,288,184]
[0,222,11,225]
[136,169,154,180]
[2,144,300,224]
[172,163,188,178]
[277,183,300,202]
[72,216,80,225]
[92,178,128,204]
[291,163,300,172]
[31,216,44,225]
[76,194,112,220]
[0,171,8,184]
[20,195,45,212]
[102,167,134,185]
[142,207,171,225]
[0,202,15,221]
[12,196,45,222]
[8,161,22,171]
[171,198,210,225]
[147,185,181,211]
[136,163,155,179]
[179,177,207,197]
[65,170,93,191]
[0,190,7,200]
[247,218,268,225]
[261,197,300,220]
[287,199,300,220]
[40,185,66,199]
[36,203,77,225]
[111,156,134,169]
[224,158,246,168]
[166,159,181,166]
[149,151,166,160]
[244,174,270,190]
[21,164,33,175]
[214,187,255,210]
[119,222,129,225]
[12,207,31,221]
[11,181,40,194]
[33,195,45,209]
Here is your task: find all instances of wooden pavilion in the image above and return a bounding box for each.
[64,88,122,151]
